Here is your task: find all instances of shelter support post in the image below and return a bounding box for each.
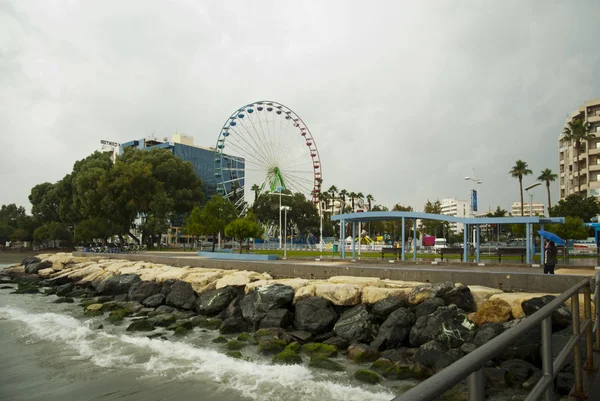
[351,222,356,260]
[526,223,531,264]
[476,225,481,263]
[463,224,468,262]
[401,217,405,261]
[340,219,345,259]
[540,223,545,265]
[413,219,417,261]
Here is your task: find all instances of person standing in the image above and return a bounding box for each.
[544,240,557,274]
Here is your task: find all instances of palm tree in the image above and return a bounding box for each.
[327,185,338,213]
[563,118,594,195]
[339,189,348,214]
[250,184,261,203]
[509,160,533,216]
[537,169,558,213]
[366,194,374,211]
[356,192,365,210]
[349,192,357,212]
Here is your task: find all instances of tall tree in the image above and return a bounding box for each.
[366,194,374,211]
[251,184,261,204]
[196,194,237,252]
[339,189,348,213]
[563,118,594,195]
[327,185,338,201]
[537,168,558,213]
[349,192,357,212]
[29,182,61,223]
[549,194,600,222]
[509,160,533,216]
[225,212,263,253]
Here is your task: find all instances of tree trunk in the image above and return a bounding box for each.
[128,231,139,244]
[577,141,581,195]
[519,177,524,216]
[239,239,243,254]
[546,181,551,215]
[212,233,216,252]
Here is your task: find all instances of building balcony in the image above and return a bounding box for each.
[589,163,600,172]
[589,115,600,123]
[588,147,600,155]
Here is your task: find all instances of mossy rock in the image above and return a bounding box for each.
[191,316,222,330]
[13,284,39,294]
[370,359,414,380]
[173,326,189,337]
[226,340,245,350]
[301,342,338,358]
[85,304,105,316]
[43,287,56,295]
[53,297,75,304]
[308,356,345,372]
[106,308,132,323]
[126,319,155,332]
[411,364,432,380]
[2,285,16,290]
[166,321,194,331]
[212,336,228,343]
[354,369,381,384]
[80,299,101,307]
[100,302,125,312]
[237,332,250,342]
[347,345,380,364]
[258,338,288,355]
[272,348,303,365]
[226,351,244,359]
[147,314,178,327]
[285,342,301,353]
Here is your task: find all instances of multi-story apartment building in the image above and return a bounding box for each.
[440,198,471,233]
[559,98,600,199]
[511,202,545,217]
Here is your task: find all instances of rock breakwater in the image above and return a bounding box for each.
[0,253,586,397]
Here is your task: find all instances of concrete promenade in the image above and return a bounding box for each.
[73,251,598,294]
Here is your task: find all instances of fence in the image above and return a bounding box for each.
[391,272,600,401]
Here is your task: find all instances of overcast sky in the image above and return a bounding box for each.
[2,0,600,214]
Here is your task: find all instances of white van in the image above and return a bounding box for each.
[433,238,448,253]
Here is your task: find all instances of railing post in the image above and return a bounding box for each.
[467,369,485,401]
[541,316,555,401]
[594,273,600,352]
[570,293,586,398]
[583,289,596,371]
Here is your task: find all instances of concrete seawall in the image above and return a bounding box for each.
[72,252,593,294]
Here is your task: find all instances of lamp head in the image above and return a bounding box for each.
[464,176,470,180]
[524,182,542,191]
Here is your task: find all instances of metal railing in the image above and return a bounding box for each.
[391,272,600,401]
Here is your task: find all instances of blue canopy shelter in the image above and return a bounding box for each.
[330,211,565,264]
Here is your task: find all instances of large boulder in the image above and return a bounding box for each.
[333,304,377,343]
[21,256,41,268]
[472,322,505,346]
[498,321,541,364]
[413,340,445,370]
[407,282,454,306]
[259,308,294,329]
[195,286,240,316]
[361,287,407,305]
[241,284,295,327]
[413,298,445,320]
[489,293,556,319]
[521,296,571,330]
[24,260,52,274]
[128,281,162,302]
[293,296,338,334]
[314,283,362,306]
[499,359,538,386]
[469,285,503,310]
[165,280,197,310]
[409,305,475,348]
[472,298,513,326]
[97,274,141,296]
[371,307,414,350]
[219,317,249,334]
[347,343,380,363]
[142,293,165,308]
[439,284,477,312]
[371,296,406,320]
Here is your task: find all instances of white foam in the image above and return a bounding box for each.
[0,306,395,401]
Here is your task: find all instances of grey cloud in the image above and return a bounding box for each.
[1,0,600,214]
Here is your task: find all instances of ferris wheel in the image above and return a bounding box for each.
[213,101,323,208]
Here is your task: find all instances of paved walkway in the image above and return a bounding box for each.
[142,251,599,277]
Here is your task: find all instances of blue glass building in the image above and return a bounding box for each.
[120,134,245,201]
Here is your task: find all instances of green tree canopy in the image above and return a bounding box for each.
[547,216,589,242]
[549,194,600,222]
[225,212,263,253]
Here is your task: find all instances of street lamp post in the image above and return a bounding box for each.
[464,176,482,252]
[267,189,291,249]
[525,182,542,262]
[281,206,291,259]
